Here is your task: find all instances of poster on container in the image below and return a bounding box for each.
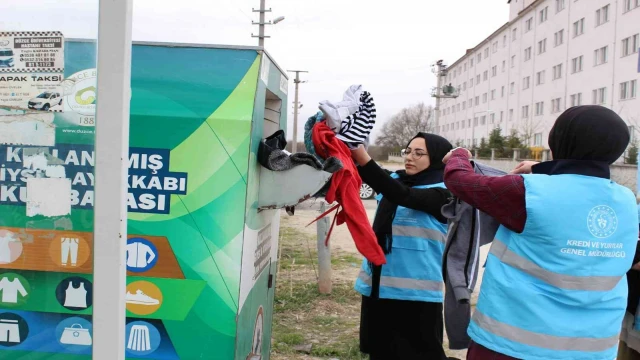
[0,39,281,360]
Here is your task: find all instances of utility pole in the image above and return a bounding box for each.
[287,70,307,153]
[252,0,271,47]
[251,1,285,47]
[430,60,458,135]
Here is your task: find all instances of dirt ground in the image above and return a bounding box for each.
[271,200,485,360]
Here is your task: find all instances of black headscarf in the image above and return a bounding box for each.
[369,133,452,298]
[548,105,629,163]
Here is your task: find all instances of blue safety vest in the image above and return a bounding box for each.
[468,174,637,360]
[354,179,447,303]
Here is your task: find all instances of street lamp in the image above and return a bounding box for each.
[272,16,285,24]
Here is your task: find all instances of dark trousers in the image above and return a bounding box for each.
[359,295,447,360]
[466,341,519,360]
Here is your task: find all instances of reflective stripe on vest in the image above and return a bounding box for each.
[357,270,443,292]
[354,181,447,302]
[469,174,637,360]
[490,239,622,291]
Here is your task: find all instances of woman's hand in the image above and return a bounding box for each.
[442,148,472,164]
[351,145,372,166]
[510,161,540,174]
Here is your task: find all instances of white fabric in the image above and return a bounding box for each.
[0,277,28,304]
[64,282,87,308]
[318,84,363,132]
[126,242,156,269]
[61,238,79,266]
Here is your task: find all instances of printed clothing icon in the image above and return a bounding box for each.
[0,234,19,264]
[60,324,92,346]
[127,325,151,352]
[0,319,20,343]
[126,241,156,269]
[61,238,79,267]
[64,282,88,309]
[0,277,28,304]
[126,290,159,306]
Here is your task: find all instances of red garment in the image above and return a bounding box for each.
[311,122,386,266]
[443,148,527,233]
[467,341,519,360]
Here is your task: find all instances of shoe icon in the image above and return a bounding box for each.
[126,290,159,306]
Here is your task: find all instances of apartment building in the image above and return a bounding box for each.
[437,0,639,154]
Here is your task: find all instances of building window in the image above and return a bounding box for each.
[477,75,481,84]
[500,111,504,122]
[475,96,480,106]
[458,122,461,130]
[535,102,544,116]
[457,104,461,112]
[463,82,467,90]
[483,71,488,81]
[524,47,532,61]
[556,0,566,12]
[622,34,640,57]
[490,113,496,124]
[512,28,518,41]
[523,76,531,90]
[462,102,466,110]
[573,18,585,37]
[553,64,563,80]
[596,5,610,26]
[509,109,514,121]
[526,17,534,32]
[483,93,488,103]
[511,55,516,67]
[536,70,546,85]
[511,82,516,94]
[470,58,474,67]
[478,54,482,63]
[620,80,638,100]
[470,78,474,87]
[538,39,547,54]
[503,35,508,47]
[492,66,497,77]
[594,46,609,66]
[592,87,607,104]
[469,99,473,107]
[481,116,486,125]
[493,41,498,53]
[539,7,549,23]
[534,133,543,146]
[484,48,490,59]
[468,119,472,127]
[474,117,478,126]
[522,105,530,118]
[502,60,506,72]
[551,98,562,113]
[624,0,640,12]
[464,63,467,72]
[554,29,564,47]
[491,89,496,100]
[571,55,584,73]
[502,86,506,97]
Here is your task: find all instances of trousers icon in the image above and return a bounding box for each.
[61,238,79,267]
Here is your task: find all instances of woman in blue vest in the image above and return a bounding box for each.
[442,105,638,360]
[618,202,640,360]
[350,132,455,360]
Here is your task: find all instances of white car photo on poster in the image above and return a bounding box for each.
[27,91,62,111]
[0,48,14,68]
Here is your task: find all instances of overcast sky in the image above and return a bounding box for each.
[2,0,507,142]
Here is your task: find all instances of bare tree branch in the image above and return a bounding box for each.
[375,103,434,148]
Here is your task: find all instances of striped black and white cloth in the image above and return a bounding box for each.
[336,91,376,149]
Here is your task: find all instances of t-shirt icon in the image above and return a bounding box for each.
[126,238,158,273]
[0,273,30,307]
[0,230,23,265]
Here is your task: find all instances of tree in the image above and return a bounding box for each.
[488,127,506,157]
[478,137,491,158]
[518,117,542,147]
[376,103,435,148]
[505,129,525,149]
[626,141,638,165]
